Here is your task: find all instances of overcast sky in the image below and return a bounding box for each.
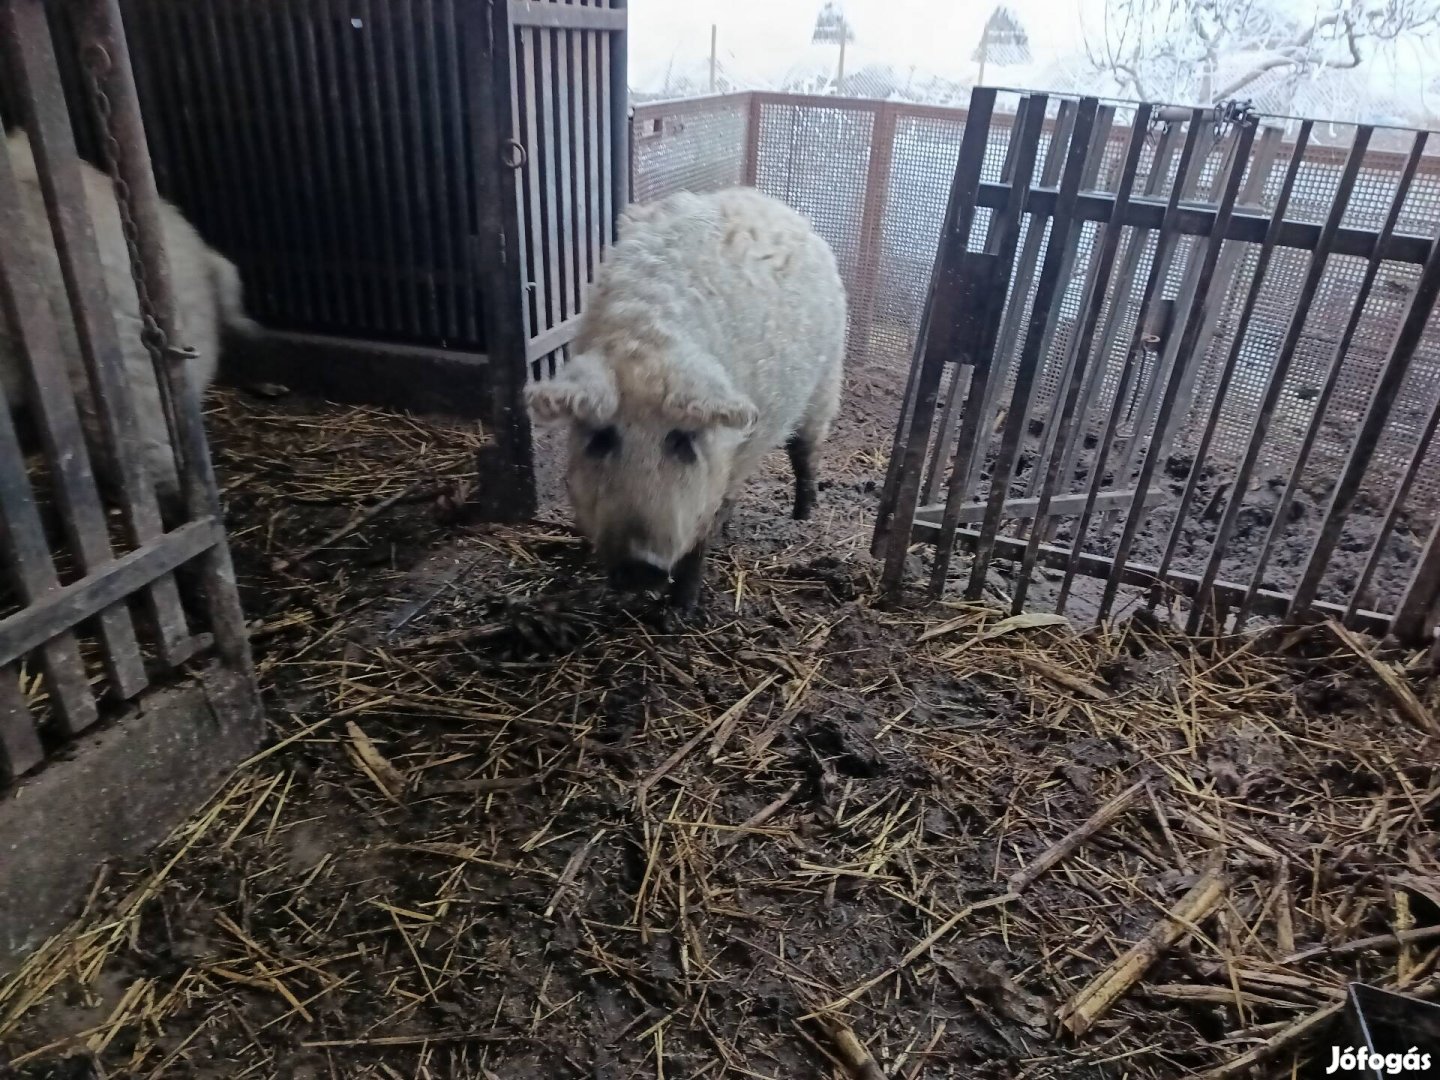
[628,0,1440,111]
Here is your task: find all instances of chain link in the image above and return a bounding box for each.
[81,44,168,367]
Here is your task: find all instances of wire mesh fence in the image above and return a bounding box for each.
[631,90,1440,629]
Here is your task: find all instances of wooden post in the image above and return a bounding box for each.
[709,24,716,94]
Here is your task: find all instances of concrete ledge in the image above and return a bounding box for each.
[0,662,262,969]
[221,328,494,419]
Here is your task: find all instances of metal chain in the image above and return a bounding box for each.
[80,43,168,368]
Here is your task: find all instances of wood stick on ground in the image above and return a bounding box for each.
[801,893,1020,1018]
[1010,780,1147,893]
[273,479,427,572]
[345,722,407,803]
[813,1015,887,1080]
[1328,620,1440,737]
[716,781,802,849]
[1197,1000,1346,1080]
[1058,863,1227,1037]
[1282,923,1440,965]
[1015,654,1110,701]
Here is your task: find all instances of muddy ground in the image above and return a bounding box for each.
[2,346,1438,1079]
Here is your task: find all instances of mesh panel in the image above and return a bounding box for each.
[631,100,748,204]
[629,93,1440,614]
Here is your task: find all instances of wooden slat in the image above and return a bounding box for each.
[0,405,96,735]
[0,105,147,703]
[0,518,219,669]
[914,488,1163,527]
[1012,105,1153,604]
[526,313,581,362]
[1240,130,1429,628]
[554,26,577,325]
[509,0,624,31]
[935,527,1393,637]
[536,26,562,331]
[3,0,193,668]
[1054,112,1207,614]
[973,181,1435,266]
[968,97,1099,602]
[923,94,1045,597]
[1098,117,1259,622]
[1190,126,1373,633]
[873,87,996,592]
[0,664,44,784]
[569,28,592,311]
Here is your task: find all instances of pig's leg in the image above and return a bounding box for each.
[786,435,816,521]
[791,357,842,521]
[669,533,712,611]
[715,495,737,538]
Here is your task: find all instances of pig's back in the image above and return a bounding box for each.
[582,187,847,450]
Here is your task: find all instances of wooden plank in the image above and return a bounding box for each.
[0,518,219,670]
[968,97,1098,602]
[1150,125,1312,617]
[526,313,582,362]
[4,0,193,668]
[1012,105,1154,605]
[923,94,1044,597]
[874,89,997,592]
[973,182,1435,266]
[459,0,537,520]
[509,0,624,31]
[606,0,628,217]
[932,527,1393,637]
[75,0,260,694]
[0,101,147,703]
[1099,117,1259,622]
[1242,130,1429,628]
[1054,112,1207,615]
[1190,126,1373,632]
[0,665,44,784]
[554,25,577,323]
[914,488,1163,527]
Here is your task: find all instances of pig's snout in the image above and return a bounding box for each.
[607,554,670,592]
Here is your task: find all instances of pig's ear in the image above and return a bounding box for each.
[662,366,759,432]
[525,353,617,427]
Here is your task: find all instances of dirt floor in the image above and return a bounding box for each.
[2,351,1440,1079]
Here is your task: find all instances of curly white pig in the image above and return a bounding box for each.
[0,129,257,516]
[527,187,847,609]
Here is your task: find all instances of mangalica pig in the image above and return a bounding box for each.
[525,187,847,609]
[0,128,257,514]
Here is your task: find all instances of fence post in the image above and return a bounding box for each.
[742,92,761,187]
[850,102,898,362]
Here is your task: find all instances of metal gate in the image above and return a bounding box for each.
[1,0,630,522]
[0,0,261,955]
[874,88,1440,642]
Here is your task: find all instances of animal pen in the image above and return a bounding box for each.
[3,7,1440,1078]
[0,0,627,958]
[632,89,1440,643]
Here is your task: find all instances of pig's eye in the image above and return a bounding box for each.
[664,429,698,464]
[585,426,619,458]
